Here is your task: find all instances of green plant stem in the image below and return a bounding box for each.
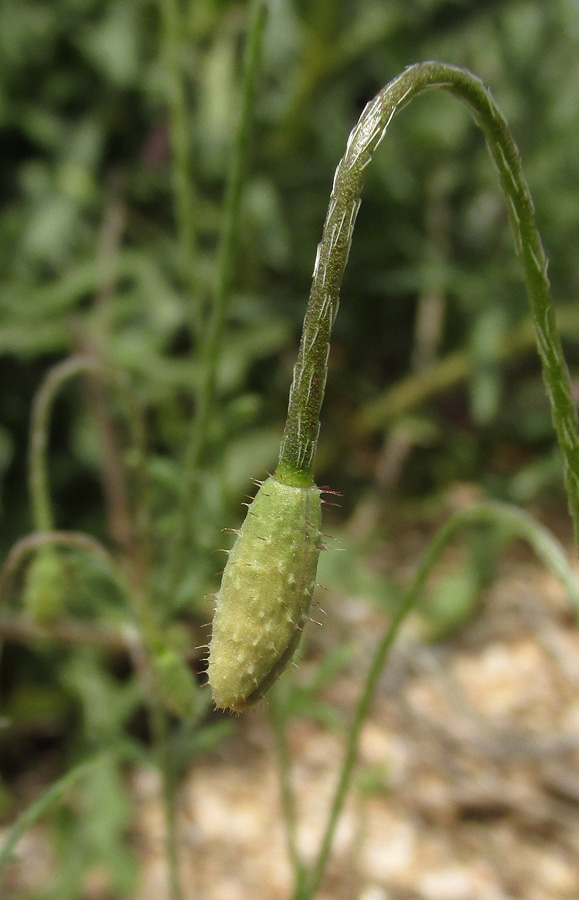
[267,695,305,886]
[295,501,579,900]
[28,354,150,591]
[27,356,161,651]
[276,62,579,546]
[29,356,146,545]
[26,354,185,900]
[160,0,199,328]
[167,0,269,599]
[149,700,182,900]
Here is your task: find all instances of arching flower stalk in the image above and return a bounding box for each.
[208,61,579,712]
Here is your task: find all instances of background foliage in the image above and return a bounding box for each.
[2,0,579,897]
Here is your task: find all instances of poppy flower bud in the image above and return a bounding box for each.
[208,475,322,712]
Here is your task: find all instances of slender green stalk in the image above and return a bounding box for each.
[149,701,183,900]
[167,0,269,599]
[267,696,305,885]
[159,0,199,328]
[27,355,160,648]
[295,501,579,900]
[276,62,579,549]
[28,355,146,542]
[28,359,71,534]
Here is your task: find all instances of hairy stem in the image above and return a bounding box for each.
[297,501,579,900]
[276,63,579,548]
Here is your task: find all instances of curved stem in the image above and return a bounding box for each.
[276,62,579,546]
[0,531,123,605]
[28,355,149,573]
[26,356,158,646]
[296,501,579,900]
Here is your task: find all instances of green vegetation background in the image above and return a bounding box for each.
[1,0,579,897]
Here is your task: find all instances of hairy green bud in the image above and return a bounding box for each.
[208,475,322,712]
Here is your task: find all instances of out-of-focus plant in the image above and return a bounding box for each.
[0,1,270,896]
[2,2,579,899]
